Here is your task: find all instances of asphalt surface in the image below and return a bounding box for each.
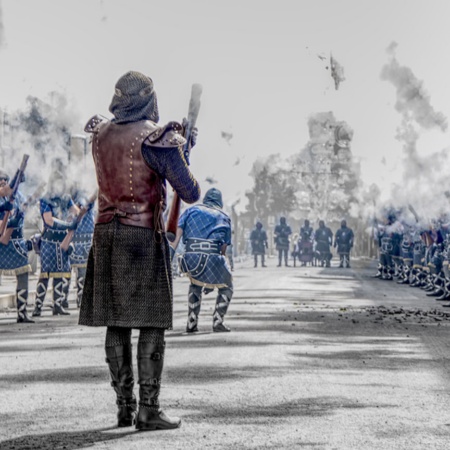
[1,258,450,450]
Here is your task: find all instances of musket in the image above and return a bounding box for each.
[165,83,203,242]
[60,190,97,252]
[407,204,420,223]
[0,180,45,246]
[0,154,29,243]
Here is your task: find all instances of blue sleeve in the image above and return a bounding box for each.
[224,226,232,246]
[40,199,52,215]
[178,208,190,229]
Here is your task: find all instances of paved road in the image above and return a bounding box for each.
[1,258,450,449]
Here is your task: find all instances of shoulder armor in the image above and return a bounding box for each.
[84,115,109,133]
[145,121,187,148]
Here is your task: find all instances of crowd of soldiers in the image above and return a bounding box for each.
[249,217,355,269]
[373,208,450,306]
[0,161,95,323]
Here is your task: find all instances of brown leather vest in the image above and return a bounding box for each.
[92,120,166,229]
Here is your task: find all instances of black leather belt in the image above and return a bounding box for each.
[42,229,68,243]
[11,228,23,239]
[185,238,221,254]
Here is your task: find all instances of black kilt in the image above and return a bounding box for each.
[79,218,173,329]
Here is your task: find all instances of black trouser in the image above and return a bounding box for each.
[278,248,289,266]
[254,254,265,267]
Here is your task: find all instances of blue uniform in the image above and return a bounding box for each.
[178,204,232,288]
[39,196,74,276]
[70,205,95,268]
[0,192,31,275]
[32,194,76,317]
[178,188,233,332]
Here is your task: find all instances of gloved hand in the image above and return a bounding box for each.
[67,218,79,231]
[7,211,24,228]
[9,170,25,187]
[190,127,198,147]
[182,117,198,148]
[0,201,14,212]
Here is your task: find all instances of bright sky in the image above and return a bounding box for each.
[1,0,449,210]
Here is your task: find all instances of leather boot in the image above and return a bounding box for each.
[105,345,137,427]
[53,278,70,315]
[186,284,202,333]
[261,255,267,267]
[61,277,70,309]
[136,342,181,431]
[213,288,232,332]
[32,278,49,317]
[17,288,34,323]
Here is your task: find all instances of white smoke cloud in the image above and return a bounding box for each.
[1,91,96,221]
[373,44,450,224]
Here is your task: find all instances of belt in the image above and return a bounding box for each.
[11,228,23,239]
[42,229,68,243]
[185,238,221,254]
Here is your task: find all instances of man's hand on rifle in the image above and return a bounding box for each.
[9,170,25,188]
[0,201,14,213]
[7,211,24,228]
[182,117,198,149]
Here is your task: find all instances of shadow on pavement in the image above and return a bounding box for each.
[1,365,108,384]
[0,427,135,450]
[179,395,393,423]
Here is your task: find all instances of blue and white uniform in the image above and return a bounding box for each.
[178,188,233,332]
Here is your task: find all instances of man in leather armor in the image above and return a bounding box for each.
[78,71,200,431]
[274,217,292,267]
[314,220,333,267]
[334,219,354,268]
[250,221,268,267]
[0,169,34,323]
[173,188,233,333]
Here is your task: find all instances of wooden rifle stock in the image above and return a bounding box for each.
[166,83,202,242]
[0,154,29,245]
[60,191,97,252]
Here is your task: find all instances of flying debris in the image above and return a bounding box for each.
[317,54,327,61]
[330,54,345,90]
[205,177,217,185]
[233,157,241,166]
[221,131,233,145]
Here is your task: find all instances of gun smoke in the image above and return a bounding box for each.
[0,91,96,223]
[378,43,450,224]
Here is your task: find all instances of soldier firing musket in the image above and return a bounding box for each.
[0,160,35,324]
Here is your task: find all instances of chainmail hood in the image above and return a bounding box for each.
[109,71,159,124]
[203,188,223,209]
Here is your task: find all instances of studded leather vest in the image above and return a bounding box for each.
[88,118,166,229]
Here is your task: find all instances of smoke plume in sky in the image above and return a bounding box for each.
[380,44,449,223]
